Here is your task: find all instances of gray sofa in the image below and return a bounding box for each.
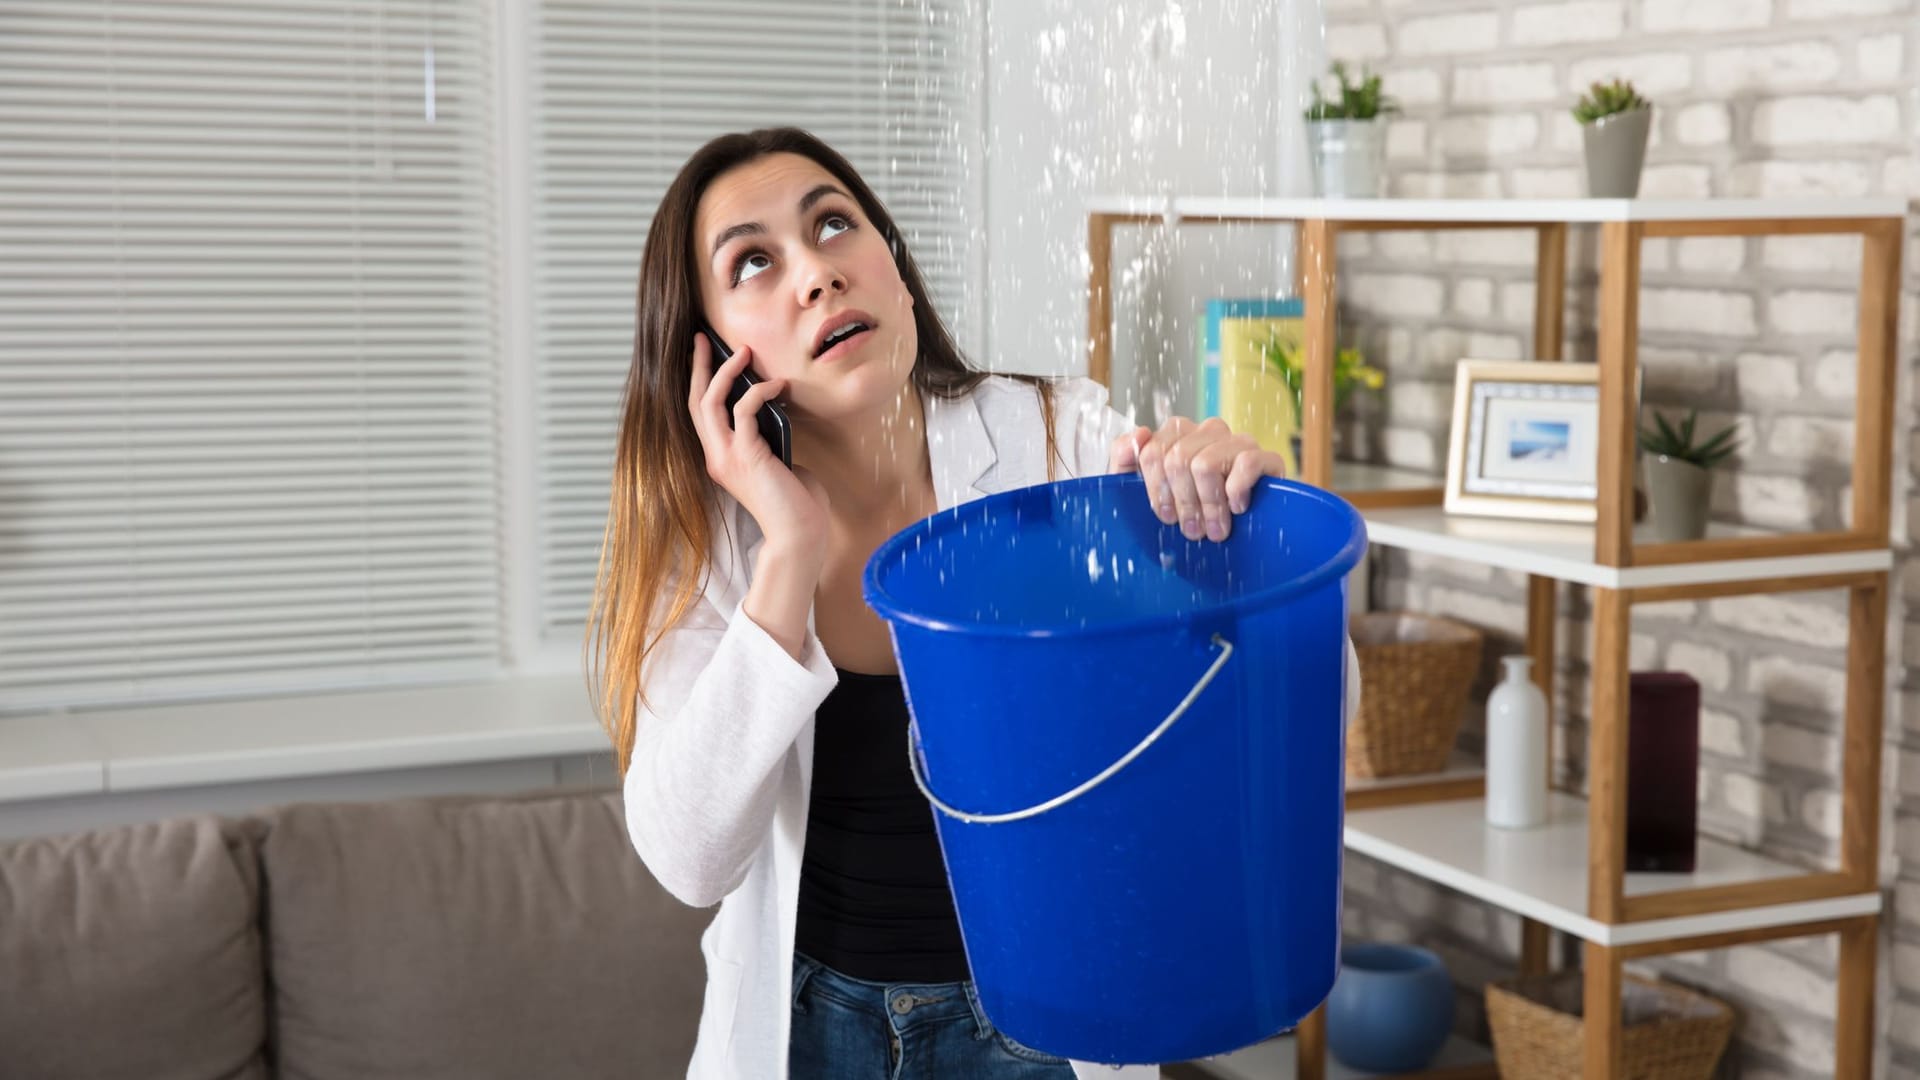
[0,788,713,1080]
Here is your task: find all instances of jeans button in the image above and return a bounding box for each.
[891,994,914,1015]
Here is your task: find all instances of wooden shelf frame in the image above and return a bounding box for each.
[1084,199,1904,1080]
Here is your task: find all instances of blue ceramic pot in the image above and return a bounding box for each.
[1324,943,1455,1073]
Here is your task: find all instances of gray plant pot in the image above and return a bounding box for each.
[1581,107,1652,198]
[1642,454,1711,542]
[1309,119,1386,199]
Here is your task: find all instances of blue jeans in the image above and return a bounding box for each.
[789,952,1075,1079]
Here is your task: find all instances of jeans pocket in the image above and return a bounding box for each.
[992,1029,1069,1065]
[790,953,823,1016]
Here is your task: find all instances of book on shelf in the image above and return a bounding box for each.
[1200,297,1304,475]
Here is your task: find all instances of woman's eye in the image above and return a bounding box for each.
[819,215,852,241]
[732,252,771,285]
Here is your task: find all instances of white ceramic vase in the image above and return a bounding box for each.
[1485,655,1549,829]
[1308,119,1386,198]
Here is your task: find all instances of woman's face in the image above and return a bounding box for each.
[693,153,917,423]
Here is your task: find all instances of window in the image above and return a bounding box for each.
[0,1,505,712]
[0,0,983,713]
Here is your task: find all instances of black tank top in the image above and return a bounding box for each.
[795,667,970,983]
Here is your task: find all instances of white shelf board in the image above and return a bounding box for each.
[0,676,608,801]
[1179,1032,1493,1080]
[1089,195,1909,224]
[1359,505,1893,589]
[1344,793,1880,947]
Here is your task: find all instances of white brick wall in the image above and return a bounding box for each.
[1750,94,1903,147]
[1728,159,1877,197]
[1701,42,1844,94]
[1641,0,1773,33]
[1723,472,1826,529]
[1813,350,1859,398]
[1762,235,1862,274]
[1786,0,1915,14]
[1566,52,1693,96]
[1668,640,1733,692]
[1317,0,1918,1074]
[1348,272,1447,317]
[1451,61,1559,104]
[1326,22,1390,59]
[1386,119,1427,159]
[1673,103,1732,146]
[1769,289,1861,336]
[1859,33,1906,80]
[1436,113,1541,156]
[1708,594,1851,646]
[1675,237,1746,273]
[1395,11,1503,55]
[1641,287,1759,336]
[1508,0,1624,44]
[1735,352,1805,401]
[1701,707,1747,755]
[1452,276,1495,316]
[1386,67,1445,105]
[1728,948,1840,1019]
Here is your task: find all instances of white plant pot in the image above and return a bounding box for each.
[1308,119,1386,199]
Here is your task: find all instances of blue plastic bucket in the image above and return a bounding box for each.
[862,473,1367,1065]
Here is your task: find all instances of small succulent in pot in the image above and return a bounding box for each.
[1304,61,1397,198]
[1638,409,1739,468]
[1305,61,1396,123]
[1637,408,1740,542]
[1572,78,1650,125]
[1573,78,1653,198]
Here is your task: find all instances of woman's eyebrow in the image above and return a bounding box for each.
[709,184,854,262]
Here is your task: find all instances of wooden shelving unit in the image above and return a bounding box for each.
[1087,196,1905,1079]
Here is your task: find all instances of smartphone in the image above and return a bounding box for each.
[702,321,792,469]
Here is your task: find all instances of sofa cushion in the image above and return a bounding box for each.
[260,788,711,1080]
[0,815,269,1080]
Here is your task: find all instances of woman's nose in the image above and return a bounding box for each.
[796,253,846,304]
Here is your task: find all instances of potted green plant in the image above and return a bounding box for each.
[1573,78,1652,198]
[1637,408,1739,542]
[1260,335,1386,465]
[1305,61,1397,199]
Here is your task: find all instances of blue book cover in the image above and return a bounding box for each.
[1200,297,1305,417]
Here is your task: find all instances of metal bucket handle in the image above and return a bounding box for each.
[908,634,1234,825]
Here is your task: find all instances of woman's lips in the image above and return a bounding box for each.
[814,326,874,362]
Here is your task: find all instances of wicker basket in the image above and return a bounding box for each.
[1486,971,1735,1080]
[1346,612,1483,778]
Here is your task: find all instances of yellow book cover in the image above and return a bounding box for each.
[1218,315,1303,475]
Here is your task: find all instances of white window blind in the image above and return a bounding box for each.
[532,0,981,649]
[0,1,506,713]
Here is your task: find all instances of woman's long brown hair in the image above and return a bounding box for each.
[586,128,1061,774]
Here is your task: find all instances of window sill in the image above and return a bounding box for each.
[0,676,608,804]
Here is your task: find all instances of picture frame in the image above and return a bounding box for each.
[1444,360,1602,523]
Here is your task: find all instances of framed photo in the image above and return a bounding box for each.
[1444,360,1601,523]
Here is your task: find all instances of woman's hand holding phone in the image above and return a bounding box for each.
[689,333,829,660]
[688,333,830,567]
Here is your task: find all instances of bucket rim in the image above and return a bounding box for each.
[862,474,1368,639]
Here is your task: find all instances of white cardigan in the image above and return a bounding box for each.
[621,375,1357,1079]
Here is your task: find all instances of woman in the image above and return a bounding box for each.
[588,127,1309,1080]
